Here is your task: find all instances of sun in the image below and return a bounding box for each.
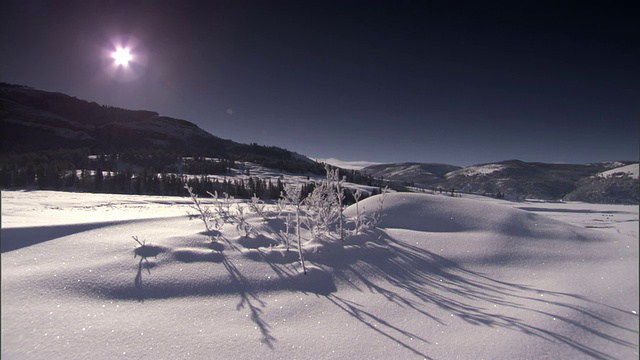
[112,47,132,66]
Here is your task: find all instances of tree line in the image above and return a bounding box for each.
[0,148,382,201]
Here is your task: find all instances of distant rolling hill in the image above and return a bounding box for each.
[0,82,324,174]
[361,162,462,185]
[2,82,637,203]
[363,160,639,204]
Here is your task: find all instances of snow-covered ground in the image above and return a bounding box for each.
[314,158,381,170]
[446,163,506,178]
[598,163,640,179]
[2,189,638,359]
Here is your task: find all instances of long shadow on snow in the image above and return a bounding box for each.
[220,252,277,348]
[100,225,635,358]
[105,240,277,346]
[0,218,182,253]
[314,228,637,360]
[110,238,336,300]
[119,240,337,347]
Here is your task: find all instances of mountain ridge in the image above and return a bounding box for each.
[362,160,639,203]
[1,82,637,203]
[0,82,324,175]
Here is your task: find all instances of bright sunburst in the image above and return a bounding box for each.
[112,47,132,66]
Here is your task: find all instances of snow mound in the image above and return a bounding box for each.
[346,193,598,240]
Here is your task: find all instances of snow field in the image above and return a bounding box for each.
[2,190,638,359]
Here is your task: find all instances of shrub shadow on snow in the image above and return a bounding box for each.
[199,229,222,237]
[207,241,226,252]
[172,248,224,263]
[289,265,337,295]
[125,247,333,348]
[238,246,338,296]
[237,234,279,249]
[133,243,164,302]
[241,247,298,264]
[261,218,288,233]
[104,191,632,357]
[219,252,277,348]
[110,242,336,302]
[322,227,637,360]
[134,244,164,258]
[326,294,433,359]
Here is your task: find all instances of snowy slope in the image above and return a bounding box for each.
[362,162,462,185]
[1,84,314,171]
[598,163,640,179]
[445,163,506,177]
[2,190,638,359]
[366,159,639,203]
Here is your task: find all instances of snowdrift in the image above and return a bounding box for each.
[346,192,599,240]
[2,190,638,359]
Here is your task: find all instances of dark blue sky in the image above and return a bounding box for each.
[1,0,638,166]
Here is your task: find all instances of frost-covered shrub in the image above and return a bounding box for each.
[279,213,293,251]
[235,204,254,238]
[304,182,339,238]
[185,185,237,242]
[181,166,388,276]
[276,195,289,217]
[328,166,346,241]
[210,191,234,225]
[184,184,216,232]
[351,189,368,235]
[249,193,269,221]
[370,186,389,228]
[281,183,307,274]
[303,165,345,239]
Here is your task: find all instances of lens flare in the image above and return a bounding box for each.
[112,47,133,66]
[103,35,148,82]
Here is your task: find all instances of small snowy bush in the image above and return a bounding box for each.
[210,190,234,226]
[351,189,368,235]
[328,166,346,241]
[303,165,344,240]
[182,166,387,276]
[184,184,217,233]
[281,183,307,274]
[370,186,389,228]
[248,193,269,221]
[234,204,254,238]
[280,213,293,251]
